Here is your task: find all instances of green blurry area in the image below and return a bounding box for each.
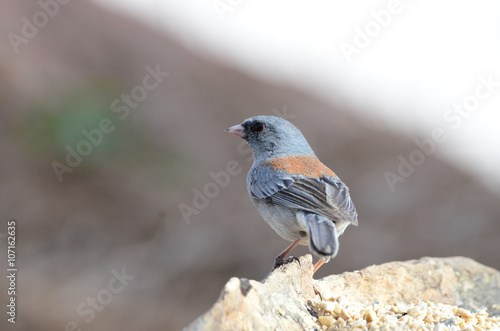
[13,80,184,189]
[17,81,122,158]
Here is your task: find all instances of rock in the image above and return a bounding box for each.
[185,256,500,330]
[185,255,318,330]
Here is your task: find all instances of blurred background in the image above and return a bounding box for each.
[1,0,499,330]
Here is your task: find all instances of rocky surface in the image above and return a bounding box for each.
[186,256,500,330]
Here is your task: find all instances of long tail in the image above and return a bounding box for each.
[304,213,338,262]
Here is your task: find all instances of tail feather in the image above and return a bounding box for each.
[305,213,339,262]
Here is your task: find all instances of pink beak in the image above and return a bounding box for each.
[225,124,246,138]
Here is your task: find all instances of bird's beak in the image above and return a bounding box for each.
[225,124,246,138]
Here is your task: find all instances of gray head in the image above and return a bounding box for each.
[226,116,315,162]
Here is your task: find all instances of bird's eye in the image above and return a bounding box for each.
[252,122,265,133]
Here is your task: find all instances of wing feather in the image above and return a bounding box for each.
[249,166,358,225]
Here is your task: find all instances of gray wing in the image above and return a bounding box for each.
[249,166,358,226]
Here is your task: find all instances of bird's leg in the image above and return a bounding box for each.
[313,260,325,274]
[272,237,302,271]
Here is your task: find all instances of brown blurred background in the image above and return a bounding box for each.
[1,1,499,330]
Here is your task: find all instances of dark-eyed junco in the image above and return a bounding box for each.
[226,116,358,273]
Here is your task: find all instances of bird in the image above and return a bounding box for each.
[226,116,358,274]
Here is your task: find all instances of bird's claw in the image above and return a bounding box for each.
[272,255,300,271]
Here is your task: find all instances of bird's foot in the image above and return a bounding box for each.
[272,255,300,271]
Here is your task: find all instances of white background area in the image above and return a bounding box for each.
[94,0,500,194]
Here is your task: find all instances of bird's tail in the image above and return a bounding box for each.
[305,213,339,262]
